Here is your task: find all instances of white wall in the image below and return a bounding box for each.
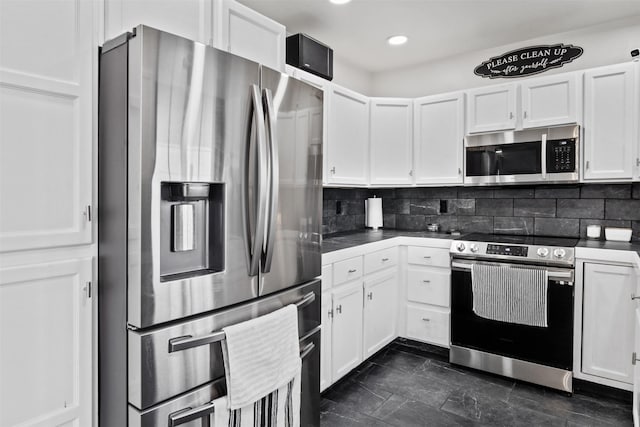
[333,54,373,95]
[370,16,640,98]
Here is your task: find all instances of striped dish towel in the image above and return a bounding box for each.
[471,263,549,327]
[212,374,300,427]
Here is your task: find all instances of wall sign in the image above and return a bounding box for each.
[474,44,583,79]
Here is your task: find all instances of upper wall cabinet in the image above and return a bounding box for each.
[369,98,413,186]
[0,0,93,252]
[466,84,517,133]
[326,85,370,186]
[414,93,465,185]
[104,0,213,44]
[214,0,286,71]
[583,63,637,181]
[521,73,579,129]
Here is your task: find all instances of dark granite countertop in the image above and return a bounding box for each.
[322,229,640,257]
[322,229,458,254]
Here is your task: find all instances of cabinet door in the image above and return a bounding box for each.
[331,281,364,382]
[521,73,579,128]
[104,0,212,44]
[369,98,413,185]
[0,0,93,252]
[466,84,516,133]
[583,63,637,180]
[634,306,640,427]
[320,292,333,391]
[363,272,397,358]
[214,0,286,71]
[414,93,464,184]
[582,263,635,384]
[0,259,93,427]
[326,85,370,186]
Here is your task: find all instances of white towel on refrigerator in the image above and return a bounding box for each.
[221,304,301,409]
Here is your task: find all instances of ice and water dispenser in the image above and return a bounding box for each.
[160,182,225,280]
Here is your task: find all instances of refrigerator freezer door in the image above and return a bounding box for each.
[259,67,323,296]
[124,27,263,328]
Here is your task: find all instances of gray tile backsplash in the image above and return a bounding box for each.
[322,184,640,239]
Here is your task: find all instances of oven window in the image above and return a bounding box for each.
[466,141,542,176]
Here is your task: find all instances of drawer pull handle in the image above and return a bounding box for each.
[422,280,431,284]
[632,294,640,301]
[633,352,639,365]
[381,258,389,262]
[367,292,373,300]
[423,256,431,259]
[422,318,431,322]
[348,269,357,273]
[336,304,342,314]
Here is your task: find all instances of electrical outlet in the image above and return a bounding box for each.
[440,200,448,214]
[336,200,343,215]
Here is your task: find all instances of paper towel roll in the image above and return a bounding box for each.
[365,197,383,230]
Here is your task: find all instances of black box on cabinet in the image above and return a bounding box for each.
[286,33,333,81]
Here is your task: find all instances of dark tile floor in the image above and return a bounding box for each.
[320,339,633,427]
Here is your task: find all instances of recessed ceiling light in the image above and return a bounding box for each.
[329,0,351,4]
[387,35,408,46]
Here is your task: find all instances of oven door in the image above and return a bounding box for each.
[450,259,574,370]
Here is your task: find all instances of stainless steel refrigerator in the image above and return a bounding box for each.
[98,25,323,427]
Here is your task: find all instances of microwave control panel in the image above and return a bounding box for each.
[546,138,576,173]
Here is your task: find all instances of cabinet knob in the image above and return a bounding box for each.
[509,112,514,120]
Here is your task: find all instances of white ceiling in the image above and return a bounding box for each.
[238,0,640,73]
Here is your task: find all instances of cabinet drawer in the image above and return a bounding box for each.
[322,265,333,291]
[407,246,450,268]
[333,256,363,285]
[407,268,450,307]
[406,305,450,348]
[364,247,398,275]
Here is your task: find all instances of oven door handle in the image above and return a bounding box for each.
[451,260,574,282]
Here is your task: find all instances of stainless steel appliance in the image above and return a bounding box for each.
[98,25,323,426]
[465,124,579,185]
[450,233,576,392]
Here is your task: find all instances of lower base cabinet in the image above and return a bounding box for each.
[320,293,333,392]
[405,304,450,347]
[363,272,397,358]
[330,281,364,383]
[582,263,635,385]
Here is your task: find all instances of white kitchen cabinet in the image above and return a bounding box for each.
[407,267,450,307]
[331,281,364,382]
[521,73,579,128]
[214,0,286,70]
[413,92,464,184]
[466,84,517,133]
[369,98,413,186]
[320,292,333,392]
[104,0,212,44]
[0,258,93,427]
[326,85,370,186]
[583,63,637,181]
[0,0,93,253]
[363,271,398,358]
[405,305,450,347]
[582,263,636,384]
[634,305,640,427]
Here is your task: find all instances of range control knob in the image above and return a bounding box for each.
[537,247,549,258]
[470,243,479,253]
[553,248,566,259]
[456,242,466,252]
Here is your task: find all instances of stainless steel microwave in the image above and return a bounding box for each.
[464,125,580,185]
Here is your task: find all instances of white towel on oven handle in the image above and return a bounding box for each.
[471,262,548,328]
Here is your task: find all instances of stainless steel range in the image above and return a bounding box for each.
[450,233,577,393]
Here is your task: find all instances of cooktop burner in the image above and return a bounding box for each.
[451,233,577,267]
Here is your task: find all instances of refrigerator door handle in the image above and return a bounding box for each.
[262,88,279,274]
[244,84,269,277]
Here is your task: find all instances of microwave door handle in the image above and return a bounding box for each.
[262,88,279,274]
[243,84,269,277]
[541,133,547,180]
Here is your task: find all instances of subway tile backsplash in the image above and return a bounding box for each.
[322,184,640,239]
